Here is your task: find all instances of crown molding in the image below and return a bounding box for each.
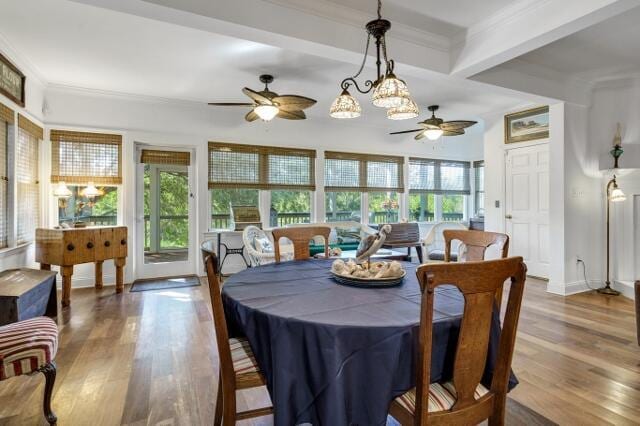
[0,31,48,87]
[262,0,451,52]
[451,0,550,47]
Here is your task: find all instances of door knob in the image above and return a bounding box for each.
[505,214,513,219]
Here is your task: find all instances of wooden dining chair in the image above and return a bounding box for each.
[389,257,527,426]
[201,245,273,425]
[272,226,331,262]
[443,229,510,309]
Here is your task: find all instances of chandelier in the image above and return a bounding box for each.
[330,0,417,120]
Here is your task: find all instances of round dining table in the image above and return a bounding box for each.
[222,259,513,426]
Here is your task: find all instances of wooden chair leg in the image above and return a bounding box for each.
[214,372,223,426]
[415,245,424,263]
[39,361,57,425]
[488,393,506,426]
[222,379,236,426]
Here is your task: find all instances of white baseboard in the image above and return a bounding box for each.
[613,280,636,300]
[546,280,599,296]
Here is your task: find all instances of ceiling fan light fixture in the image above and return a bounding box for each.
[254,104,279,121]
[610,187,626,202]
[330,89,362,119]
[424,128,444,140]
[387,97,419,120]
[372,73,410,108]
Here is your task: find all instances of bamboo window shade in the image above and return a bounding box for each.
[409,157,470,195]
[208,142,316,190]
[474,160,484,193]
[324,151,404,192]
[18,114,43,140]
[0,102,13,124]
[50,130,122,185]
[141,149,191,166]
[16,128,39,244]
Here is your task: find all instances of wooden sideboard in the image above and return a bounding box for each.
[35,226,128,307]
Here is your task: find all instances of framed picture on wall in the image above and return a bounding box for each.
[504,106,549,144]
[0,52,26,107]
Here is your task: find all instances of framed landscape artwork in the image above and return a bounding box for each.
[504,106,549,144]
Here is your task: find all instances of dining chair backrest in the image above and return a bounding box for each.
[414,257,527,425]
[201,243,237,395]
[272,226,331,262]
[443,229,509,263]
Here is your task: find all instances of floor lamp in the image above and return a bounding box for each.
[599,174,626,295]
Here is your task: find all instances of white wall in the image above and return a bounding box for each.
[36,86,484,287]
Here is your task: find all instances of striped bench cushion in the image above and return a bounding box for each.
[395,381,489,413]
[229,337,259,375]
[0,317,58,380]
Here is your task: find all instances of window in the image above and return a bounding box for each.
[16,115,42,244]
[210,189,259,229]
[59,186,118,226]
[270,190,311,227]
[50,130,122,185]
[368,192,399,224]
[325,151,404,224]
[409,157,470,222]
[325,191,361,222]
[474,160,484,217]
[409,193,435,222]
[0,103,11,248]
[208,142,316,229]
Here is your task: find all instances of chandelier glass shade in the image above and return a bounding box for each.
[330,0,416,120]
[372,73,409,108]
[386,96,419,120]
[609,187,626,202]
[329,89,362,119]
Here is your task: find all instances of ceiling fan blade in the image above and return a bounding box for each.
[272,95,317,111]
[245,110,259,122]
[242,87,273,105]
[389,129,424,135]
[442,129,465,137]
[415,131,427,140]
[440,120,477,131]
[208,102,256,107]
[277,109,306,120]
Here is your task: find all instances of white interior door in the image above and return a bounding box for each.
[135,145,196,279]
[505,144,550,278]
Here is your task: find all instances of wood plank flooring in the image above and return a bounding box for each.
[0,277,638,425]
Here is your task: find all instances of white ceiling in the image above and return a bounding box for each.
[515,5,640,83]
[0,0,529,127]
[326,0,520,37]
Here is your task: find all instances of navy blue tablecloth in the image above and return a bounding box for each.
[222,259,516,426]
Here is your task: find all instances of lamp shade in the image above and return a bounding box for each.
[387,97,419,120]
[330,89,362,119]
[53,181,72,198]
[82,182,102,199]
[371,73,410,108]
[254,104,279,121]
[610,187,626,202]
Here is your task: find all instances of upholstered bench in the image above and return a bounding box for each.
[0,316,59,424]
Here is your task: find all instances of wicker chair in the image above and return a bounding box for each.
[242,226,293,266]
[423,222,467,262]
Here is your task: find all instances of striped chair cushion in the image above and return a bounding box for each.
[229,337,259,376]
[395,381,489,413]
[0,317,58,380]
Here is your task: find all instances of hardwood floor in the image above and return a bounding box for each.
[0,277,638,425]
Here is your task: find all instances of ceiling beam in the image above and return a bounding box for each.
[450,0,639,78]
[70,0,451,77]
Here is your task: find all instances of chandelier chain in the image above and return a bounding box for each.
[352,33,371,81]
[377,0,382,19]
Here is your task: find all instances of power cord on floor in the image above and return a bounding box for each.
[577,259,599,291]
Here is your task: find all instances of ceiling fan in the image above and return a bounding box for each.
[208,74,317,122]
[389,105,477,140]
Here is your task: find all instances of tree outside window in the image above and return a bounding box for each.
[270,190,311,226]
[325,192,361,222]
[368,192,399,224]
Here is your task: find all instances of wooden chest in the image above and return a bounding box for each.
[0,269,57,326]
[35,226,128,307]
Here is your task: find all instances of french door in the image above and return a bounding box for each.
[505,144,550,279]
[135,145,196,279]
